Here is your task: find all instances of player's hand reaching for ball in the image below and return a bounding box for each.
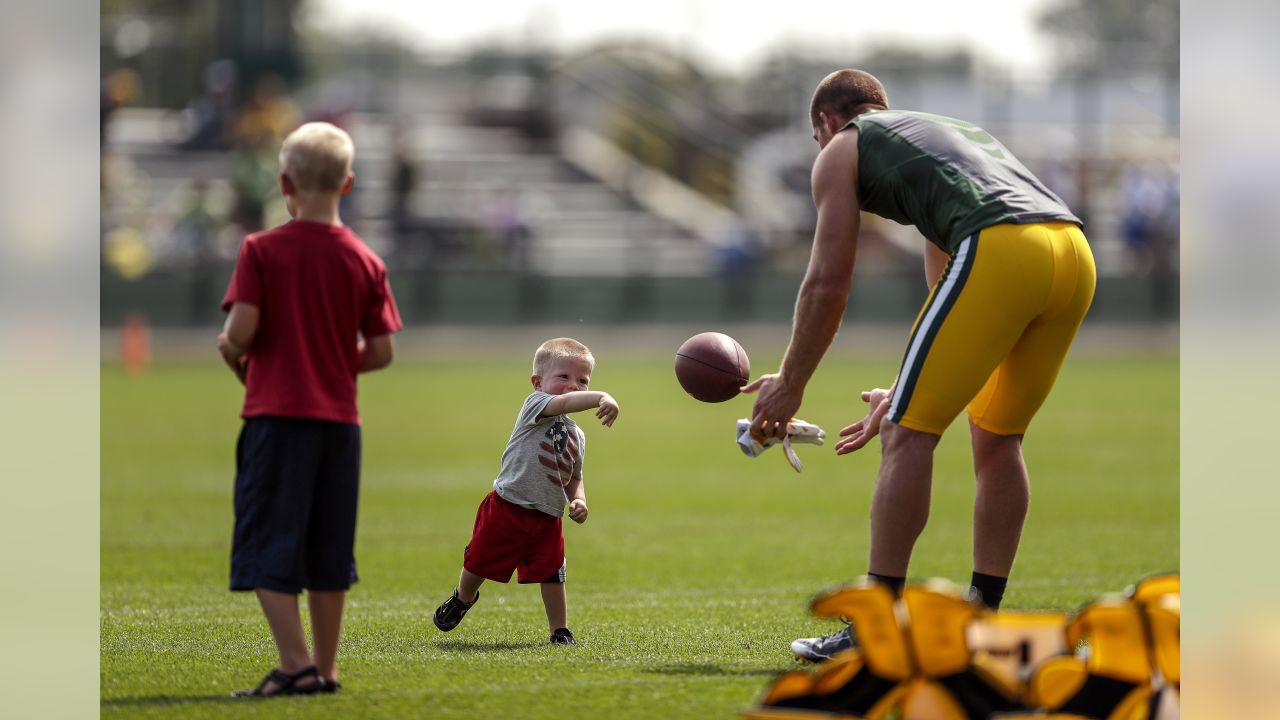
[595,393,619,427]
[835,388,891,455]
[568,498,589,523]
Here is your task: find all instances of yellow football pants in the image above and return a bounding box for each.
[888,222,1096,436]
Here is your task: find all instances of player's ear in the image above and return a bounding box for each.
[531,375,542,390]
[821,112,838,136]
[340,173,354,196]
[280,173,296,196]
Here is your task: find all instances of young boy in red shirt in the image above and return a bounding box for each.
[218,121,402,697]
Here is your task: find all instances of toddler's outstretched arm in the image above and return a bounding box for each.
[542,391,619,427]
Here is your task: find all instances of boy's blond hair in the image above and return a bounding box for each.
[532,338,594,377]
[278,122,354,193]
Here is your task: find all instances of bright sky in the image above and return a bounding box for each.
[309,0,1057,77]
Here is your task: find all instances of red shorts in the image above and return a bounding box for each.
[463,491,566,584]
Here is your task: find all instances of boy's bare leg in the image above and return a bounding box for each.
[255,588,319,690]
[457,568,485,603]
[308,591,345,683]
[867,420,941,577]
[540,582,568,631]
[969,421,1029,577]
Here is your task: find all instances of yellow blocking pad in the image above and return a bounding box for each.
[759,668,832,706]
[897,678,969,720]
[968,611,1069,685]
[901,585,980,678]
[811,583,913,681]
[1023,656,1089,710]
[813,652,868,696]
[740,708,865,720]
[1106,687,1155,720]
[977,707,1090,712]
[750,650,907,720]
[1067,599,1152,684]
[1128,573,1179,603]
[1143,595,1180,686]
[1128,573,1179,689]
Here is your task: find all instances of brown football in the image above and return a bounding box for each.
[674,332,751,403]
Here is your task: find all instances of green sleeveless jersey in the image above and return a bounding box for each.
[844,110,1080,253]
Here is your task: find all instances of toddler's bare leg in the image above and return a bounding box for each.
[457,568,485,602]
[540,582,568,631]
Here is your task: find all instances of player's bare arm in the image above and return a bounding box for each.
[542,391,619,427]
[358,334,394,372]
[218,301,259,383]
[744,130,861,439]
[220,301,259,356]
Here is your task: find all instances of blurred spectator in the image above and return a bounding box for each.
[100,68,140,207]
[1040,154,1093,231]
[389,125,420,260]
[717,219,763,318]
[229,75,300,232]
[230,133,278,233]
[716,219,763,277]
[100,68,139,148]
[485,186,535,271]
[1122,160,1179,275]
[234,74,301,145]
[170,181,219,265]
[177,59,238,151]
[170,181,221,323]
[311,101,359,226]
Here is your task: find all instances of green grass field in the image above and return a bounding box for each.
[101,344,1177,719]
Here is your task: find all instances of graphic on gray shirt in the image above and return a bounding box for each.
[492,391,586,517]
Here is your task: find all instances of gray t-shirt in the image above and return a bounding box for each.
[492,391,586,517]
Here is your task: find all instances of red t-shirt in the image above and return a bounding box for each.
[220,220,402,424]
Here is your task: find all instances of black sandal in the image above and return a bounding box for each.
[233,665,324,698]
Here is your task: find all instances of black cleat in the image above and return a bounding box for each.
[549,627,577,645]
[790,625,856,663]
[433,589,479,631]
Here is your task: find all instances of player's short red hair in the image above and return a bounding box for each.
[810,69,889,128]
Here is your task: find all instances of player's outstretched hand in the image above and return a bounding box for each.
[595,393,619,427]
[835,388,891,455]
[568,498,589,524]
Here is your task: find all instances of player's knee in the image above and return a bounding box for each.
[971,423,1024,459]
[881,419,941,455]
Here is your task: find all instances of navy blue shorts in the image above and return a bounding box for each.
[231,416,361,594]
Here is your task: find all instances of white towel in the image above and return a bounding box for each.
[736,418,826,472]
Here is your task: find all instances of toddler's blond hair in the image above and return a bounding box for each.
[279,122,354,192]
[532,338,594,377]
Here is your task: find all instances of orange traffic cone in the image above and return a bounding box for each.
[121,312,151,377]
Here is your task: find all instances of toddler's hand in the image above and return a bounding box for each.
[595,393,619,427]
[568,498,588,524]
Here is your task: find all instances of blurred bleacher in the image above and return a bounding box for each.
[100,29,1178,328]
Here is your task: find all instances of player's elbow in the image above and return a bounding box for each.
[802,273,851,305]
